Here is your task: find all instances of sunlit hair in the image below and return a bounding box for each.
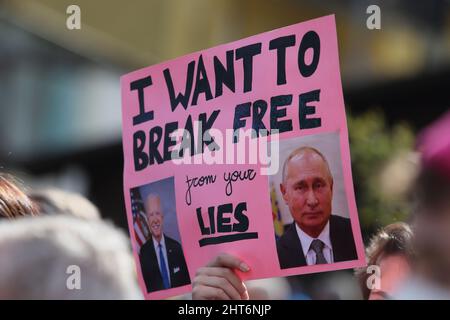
[281,146,333,184]
[0,174,38,219]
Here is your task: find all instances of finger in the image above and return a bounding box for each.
[196,267,247,298]
[193,285,231,300]
[242,282,249,300]
[206,253,250,272]
[195,275,241,300]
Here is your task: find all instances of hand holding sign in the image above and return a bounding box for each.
[192,253,250,300]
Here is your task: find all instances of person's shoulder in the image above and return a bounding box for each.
[164,235,183,249]
[139,239,155,262]
[139,238,154,255]
[277,223,296,247]
[330,215,352,231]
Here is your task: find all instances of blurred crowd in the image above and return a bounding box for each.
[0,174,142,299]
[1,110,450,300]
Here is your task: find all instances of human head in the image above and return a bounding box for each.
[413,109,450,220]
[410,110,450,288]
[145,194,164,242]
[0,174,38,219]
[0,215,142,299]
[356,222,414,300]
[280,147,333,238]
[410,166,450,287]
[28,188,100,220]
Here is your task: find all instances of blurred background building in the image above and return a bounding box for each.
[1,0,449,299]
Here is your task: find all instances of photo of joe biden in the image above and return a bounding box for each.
[139,194,190,292]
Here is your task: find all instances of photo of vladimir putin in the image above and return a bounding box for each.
[139,194,190,292]
[276,146,357,269]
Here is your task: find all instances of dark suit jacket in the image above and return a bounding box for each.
[139,234,190,293]
[276,215,357,269]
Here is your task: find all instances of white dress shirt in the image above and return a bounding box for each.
[152,235,171,286]
[295,221,334,265]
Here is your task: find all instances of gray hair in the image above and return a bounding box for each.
[28,188,100,220]
[0,215,142,299]
[145,193,163,214]
[281,146,333,183]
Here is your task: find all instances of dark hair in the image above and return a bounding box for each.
[356,222,414,299]
[0,174,38,219]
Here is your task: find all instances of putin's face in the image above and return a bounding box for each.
[281,151,333,237]
[146,196,164,241]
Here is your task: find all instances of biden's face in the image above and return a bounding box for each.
[146,196,164,240]
[281,152,333,236]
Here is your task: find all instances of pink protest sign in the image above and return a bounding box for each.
[121,15,366,299]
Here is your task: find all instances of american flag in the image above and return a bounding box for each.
[270,182,284,239]
[130,188,150,254]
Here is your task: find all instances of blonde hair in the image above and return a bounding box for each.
[0,174,38,219]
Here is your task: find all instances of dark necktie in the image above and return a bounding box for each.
[158,243,170,289]
[310,239,328,264]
